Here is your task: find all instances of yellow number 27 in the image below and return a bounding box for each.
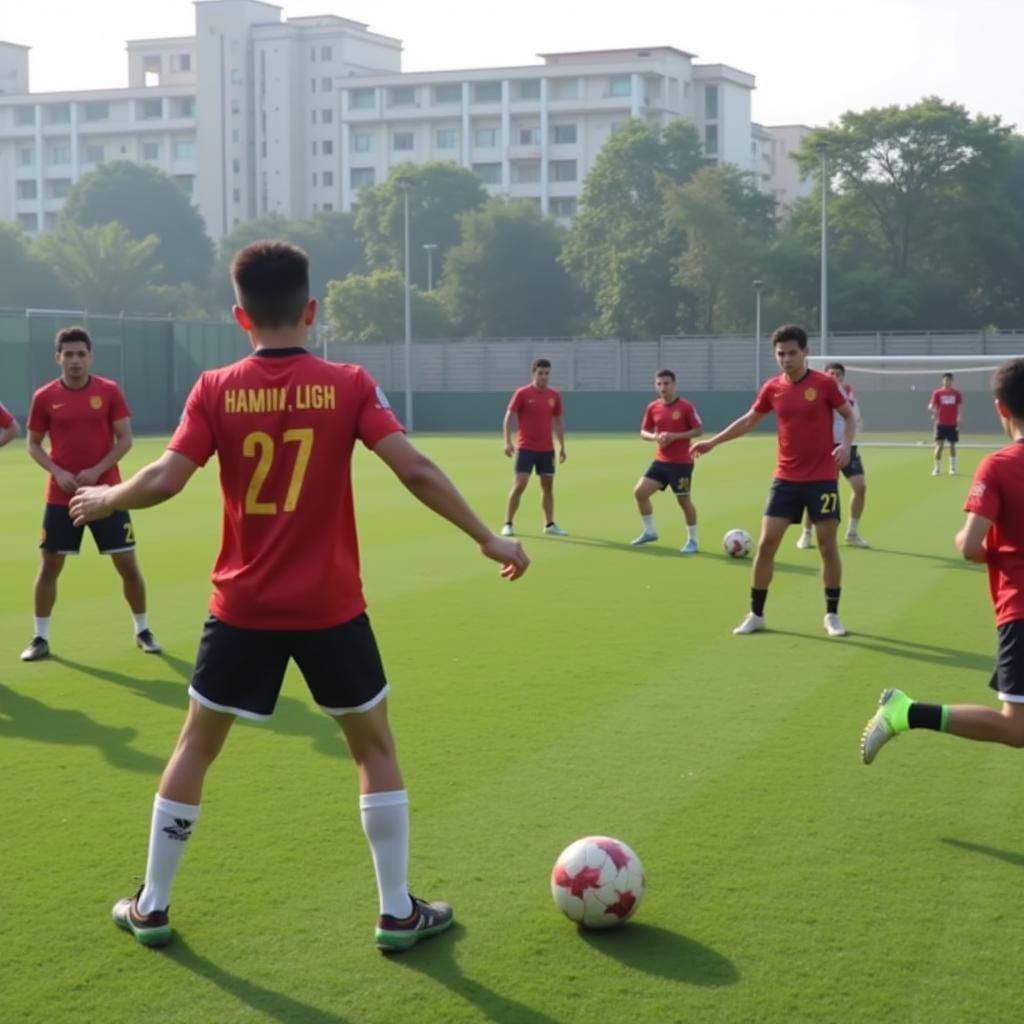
[242,429,314,515]
[819,490,838,515]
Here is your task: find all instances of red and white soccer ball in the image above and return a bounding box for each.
[550,835,645,929]
[723,528,753,558]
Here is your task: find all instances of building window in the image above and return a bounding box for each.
[17,212,38,231]
[46,103,72,124]
[608,75,631,98]
[138,98,162,120]
[436,129,457,149]
[311,111,317,125]
[550,159,577,182]
[16,180,37,200]
[46,179,72,199]
[232,157,240,172]
[174,140,196,160]
[704,85,719,120]
[231,99,241,114]
[322,108,333,124]
[349,89,375,110]
[393,131,414,151]
[474,127,497,147]
[312,141,318,156]
[552,124,577,144]
[233,188,241,203]
[143,141,160,160]
[517,126,540,145]
[322,139,333,155]
[511,160,540,184]
[231,68,242,84]
[310,47,316,62]
[175,53,191,72]
[14,106,35,126]
[174,98,195,118]
[85,144,104,164]
[322,202,333,212]
[350,167,375,189]
[472,162,501,184]
[472,81,502,103]
[704,124,718,155]
[48,143,70,165]
[311,78,317,94]
[389,86,416,107]
[321,46,333,61]
[321,77,333,92]
[81,101,109,122]
[550,78,579,101]
[233,128,241,141]
[352,133,372,153]
[323,171,334,186]
[433,83,462,104]
[18,146,34,167]
[513,79,540,100]
[312,172,318,187]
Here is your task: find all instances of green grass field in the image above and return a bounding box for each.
[3,433,1023,1024]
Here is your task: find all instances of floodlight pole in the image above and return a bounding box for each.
[397,176,414,432]
[423,243,438,291]
[819,149,829,359]
[753,279,762,388]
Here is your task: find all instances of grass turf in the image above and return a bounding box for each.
[2,433,1021,1024]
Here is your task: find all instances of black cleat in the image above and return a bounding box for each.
[135,629,162,654]
[20,636,50,662]
[112,887,172,947]
[375,895,454,953]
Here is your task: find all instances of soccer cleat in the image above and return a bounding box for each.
[135,629,162,654]
[824,613,847,637]
[543,524,568,536]
[375,895,454,954]
[112,888,172,947]
[931,465,940,476]
[20,636,50,662]
[861,688,912,765]
[500,523,514,537]
[630,531,659,546]
[795,531,814,550]
[949,468,956,475]
[845,533,870,548]
[679,539,699,555]
[732,612,766,635]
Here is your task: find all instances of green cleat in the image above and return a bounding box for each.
[861,688,912,765]
[375,895,453,954]
[112,887,172,947]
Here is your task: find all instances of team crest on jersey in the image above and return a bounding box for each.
[671,410,682,420]
[804,388,817,401]
[90,395,103,410]
[375,385,392,410]
[548,398,556,408]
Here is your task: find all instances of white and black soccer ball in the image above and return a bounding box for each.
[550,835,645,929]
[723,528,753,558]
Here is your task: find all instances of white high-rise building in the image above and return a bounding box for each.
[0,1,805,239]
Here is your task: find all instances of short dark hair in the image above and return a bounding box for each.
[993,358,1024,421]
[230,240,310,328]
[532,358,551,372]
[942,372,954,380]
[55,326,91,352]
[824,362,845,375]
[771,324,808,349]
[655,368,676,381]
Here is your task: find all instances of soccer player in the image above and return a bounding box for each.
[796,361,869,549]
[692,324,855,637]
[21,327,160,662]
[630,369,704,554]
[862,358,1024,763]
[70,241,529,953]
[928,371,963,475]
[501,358,568,537]
[0,399,20,448]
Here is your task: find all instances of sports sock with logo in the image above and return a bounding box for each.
[907,703,950,732]
[360,790,413,919]
[137,794,201,914]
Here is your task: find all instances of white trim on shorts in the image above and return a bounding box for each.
[998,691,1024,705]
[317,683,390,717]
[103,545,135,555]
[188,685,272,721]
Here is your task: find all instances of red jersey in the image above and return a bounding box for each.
[930,387,963,427]
[168,348,403,631]
[641,398,702,463]
[753,369,846,482]
[0,401,12,429]
[508,385,562,452]
[964,441,1024,626]
[27,375,131,506]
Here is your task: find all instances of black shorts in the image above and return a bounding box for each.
[764,479,841,524]
[643,461,694,497]
[935,425,959,443]
[514,449,555,476]
[40,503,136,555]
[189,612,389,720]
[989,621,1024,702]
[841,445,865,480]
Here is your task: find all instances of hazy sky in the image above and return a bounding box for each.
[4,0,1022,130]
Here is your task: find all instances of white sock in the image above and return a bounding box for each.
[950,458,957,471]
[360,790,413,918]
[687,524,698,541]
[641,514,656,534]
[132,613,149,634]
[848,517,860,534]
[137,794,200,914]
[34,617,50,641]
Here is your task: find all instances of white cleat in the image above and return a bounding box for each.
[543,524,568,536]
[824,613,847,637]
[931,466,940,476]
[845,533,870,548]
[949,468,956,475]
[500,524,514,537]
[733,612,766,635]
[795,531,814,550]
[630,531,659,546]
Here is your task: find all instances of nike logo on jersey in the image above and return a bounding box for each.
[52,403,65,409]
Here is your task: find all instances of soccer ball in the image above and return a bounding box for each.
[723,528,753,558]
[550,835,645,929]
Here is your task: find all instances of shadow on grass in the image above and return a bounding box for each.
[0,682,164,773]
[767,631,993,673]
[391,922,565,1023]
[579,923,739,986]
[165,935,350,1024]
[864,546,980,572]
[941,837,1024,868]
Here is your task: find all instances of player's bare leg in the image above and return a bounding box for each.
[159,699,236,805]
[845,475,869,546]
[948,441,958,474]
[540,475,566,535]
[734,515,788,634]
[631,477,661,545]
[814,518,846,636]
[933,438,944,475]
[22,552,64,660]
[503,472,530,534]
[797,511,814,549]
[111,550,161,653]
[677,493,698,554]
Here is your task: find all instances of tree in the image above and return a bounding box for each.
[61,160,214,288]
[441,199,580,337]
[324,270,454,342]
[562,119,704,338]
[354,163,487,289]
[0,221,72,309]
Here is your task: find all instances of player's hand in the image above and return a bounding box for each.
[69,485,112,525]
[480,535,529,580]
[833,442,851,469]
[54,468,78,494]
[559,448,567,464]
[75,467,101,486]
[691,440,713,459]
[504,443,515,458]
[656,432,670,447]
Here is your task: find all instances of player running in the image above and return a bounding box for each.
[862,358,1024,763]
[501,358,568,537]
[0,399,20,448]
[928,371,963,475]
[21,327,160,662]
[630,369,703,554]
[692,324,855,638]
[71,241,528,953]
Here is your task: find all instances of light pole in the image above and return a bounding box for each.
[819,148,829,359]
[396,176,414,431]
[753,279,762,388]
[423,243,438,292]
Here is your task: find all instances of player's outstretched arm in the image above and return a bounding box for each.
[373,432,529,580]
[69,450,200,525]
[956,512,991,563]
[692,409,765,458]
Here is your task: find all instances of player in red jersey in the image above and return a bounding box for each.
[928,371,963,475]
[862,358,1024,763]
[71,241,528,953]
[0,399,20,448]
[21,327,160,662]
[630,369,704,554]
[501,358,568,537]
[692,324,855,637]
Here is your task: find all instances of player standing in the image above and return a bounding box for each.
[21,327,160,662]
[71,241,528,952]
[692,324,855,637]
[0,399,20,448]
[928,371,963,475]
[862,358,1024,763]
[501,358,567,536]
[630,369,703,554]
[796,361,869,549]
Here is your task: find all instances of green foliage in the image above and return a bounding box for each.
[61,161,213,287]
[324,269,454,342]
[0,222,72,309]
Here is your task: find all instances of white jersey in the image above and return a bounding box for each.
[833,382,862,444]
